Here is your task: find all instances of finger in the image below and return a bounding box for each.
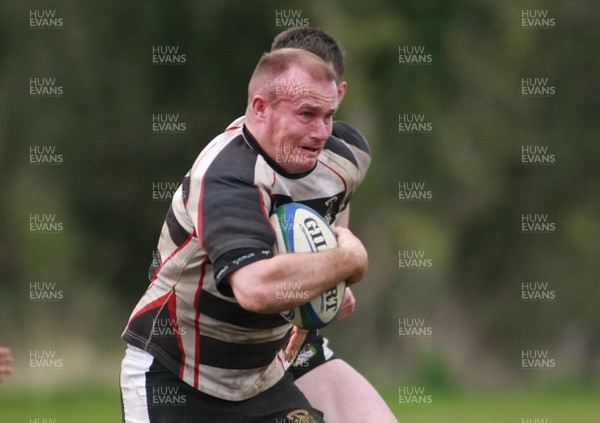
[335,300,356,320]
[285,328,308,361]
[285,334,302,361]
[333,226,346,235]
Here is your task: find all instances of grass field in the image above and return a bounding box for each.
[382,388,600,423]
[1,386,599,422]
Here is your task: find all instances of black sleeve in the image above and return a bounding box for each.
[199,137,275,291]
[213,248,273,296]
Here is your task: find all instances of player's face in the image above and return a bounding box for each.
[264,71,338,174]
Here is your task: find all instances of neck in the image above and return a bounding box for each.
[244,117,273,158]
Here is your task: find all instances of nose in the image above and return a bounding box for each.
[310,117,331,143]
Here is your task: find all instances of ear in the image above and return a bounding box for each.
[250,95,268,121]
[337,81,347,103]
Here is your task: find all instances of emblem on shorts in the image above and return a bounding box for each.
[286,409,316,423]
[292,343,317,368]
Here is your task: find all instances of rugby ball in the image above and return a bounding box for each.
[269,203,345,330]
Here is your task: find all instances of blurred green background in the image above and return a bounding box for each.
[1,0,599,421]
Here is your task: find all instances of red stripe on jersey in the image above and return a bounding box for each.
[196,175,207,251]
[224,125,241,132]
[195,137,221,165]
[276,350,285,370]
[193,257,208,389]
[266,172,277,234]
[255,185,276,240]
[128,236,193,340]
[257,185,270,223]
[319,160,348,193]
[128,291,171,322]
[166,291,186,379]
[148,235,193,285]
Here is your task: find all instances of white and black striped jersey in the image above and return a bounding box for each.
[122,116,371,401]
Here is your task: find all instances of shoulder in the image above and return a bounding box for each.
[324,121,372,178]
[331,120,371,156]
[190,128,258,184]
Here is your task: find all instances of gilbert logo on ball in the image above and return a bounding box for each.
[270,203,345,329]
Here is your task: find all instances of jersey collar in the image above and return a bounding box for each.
[242,125,318,180]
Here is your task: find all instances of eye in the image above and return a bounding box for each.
[301,111,313,119]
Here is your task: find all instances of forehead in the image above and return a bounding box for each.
[273,68,338,110]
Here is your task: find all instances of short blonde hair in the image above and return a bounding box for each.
[248,48,336,103]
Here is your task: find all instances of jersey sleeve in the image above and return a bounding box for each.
[188,137,275,292]
[332,120,371,155]
[332,120,372,184]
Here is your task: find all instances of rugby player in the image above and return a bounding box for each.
[120,48,368,422]
[273,27,399,423]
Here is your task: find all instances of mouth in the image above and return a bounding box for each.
[300,146,319,153]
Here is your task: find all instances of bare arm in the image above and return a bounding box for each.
[0,347,12,383]
[335,204,357,320]
[228,226,367,314]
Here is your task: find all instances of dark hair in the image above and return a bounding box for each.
[271,27,345,82]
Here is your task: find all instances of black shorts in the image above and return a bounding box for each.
[120,345,325,423]
[286,330,338,380]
